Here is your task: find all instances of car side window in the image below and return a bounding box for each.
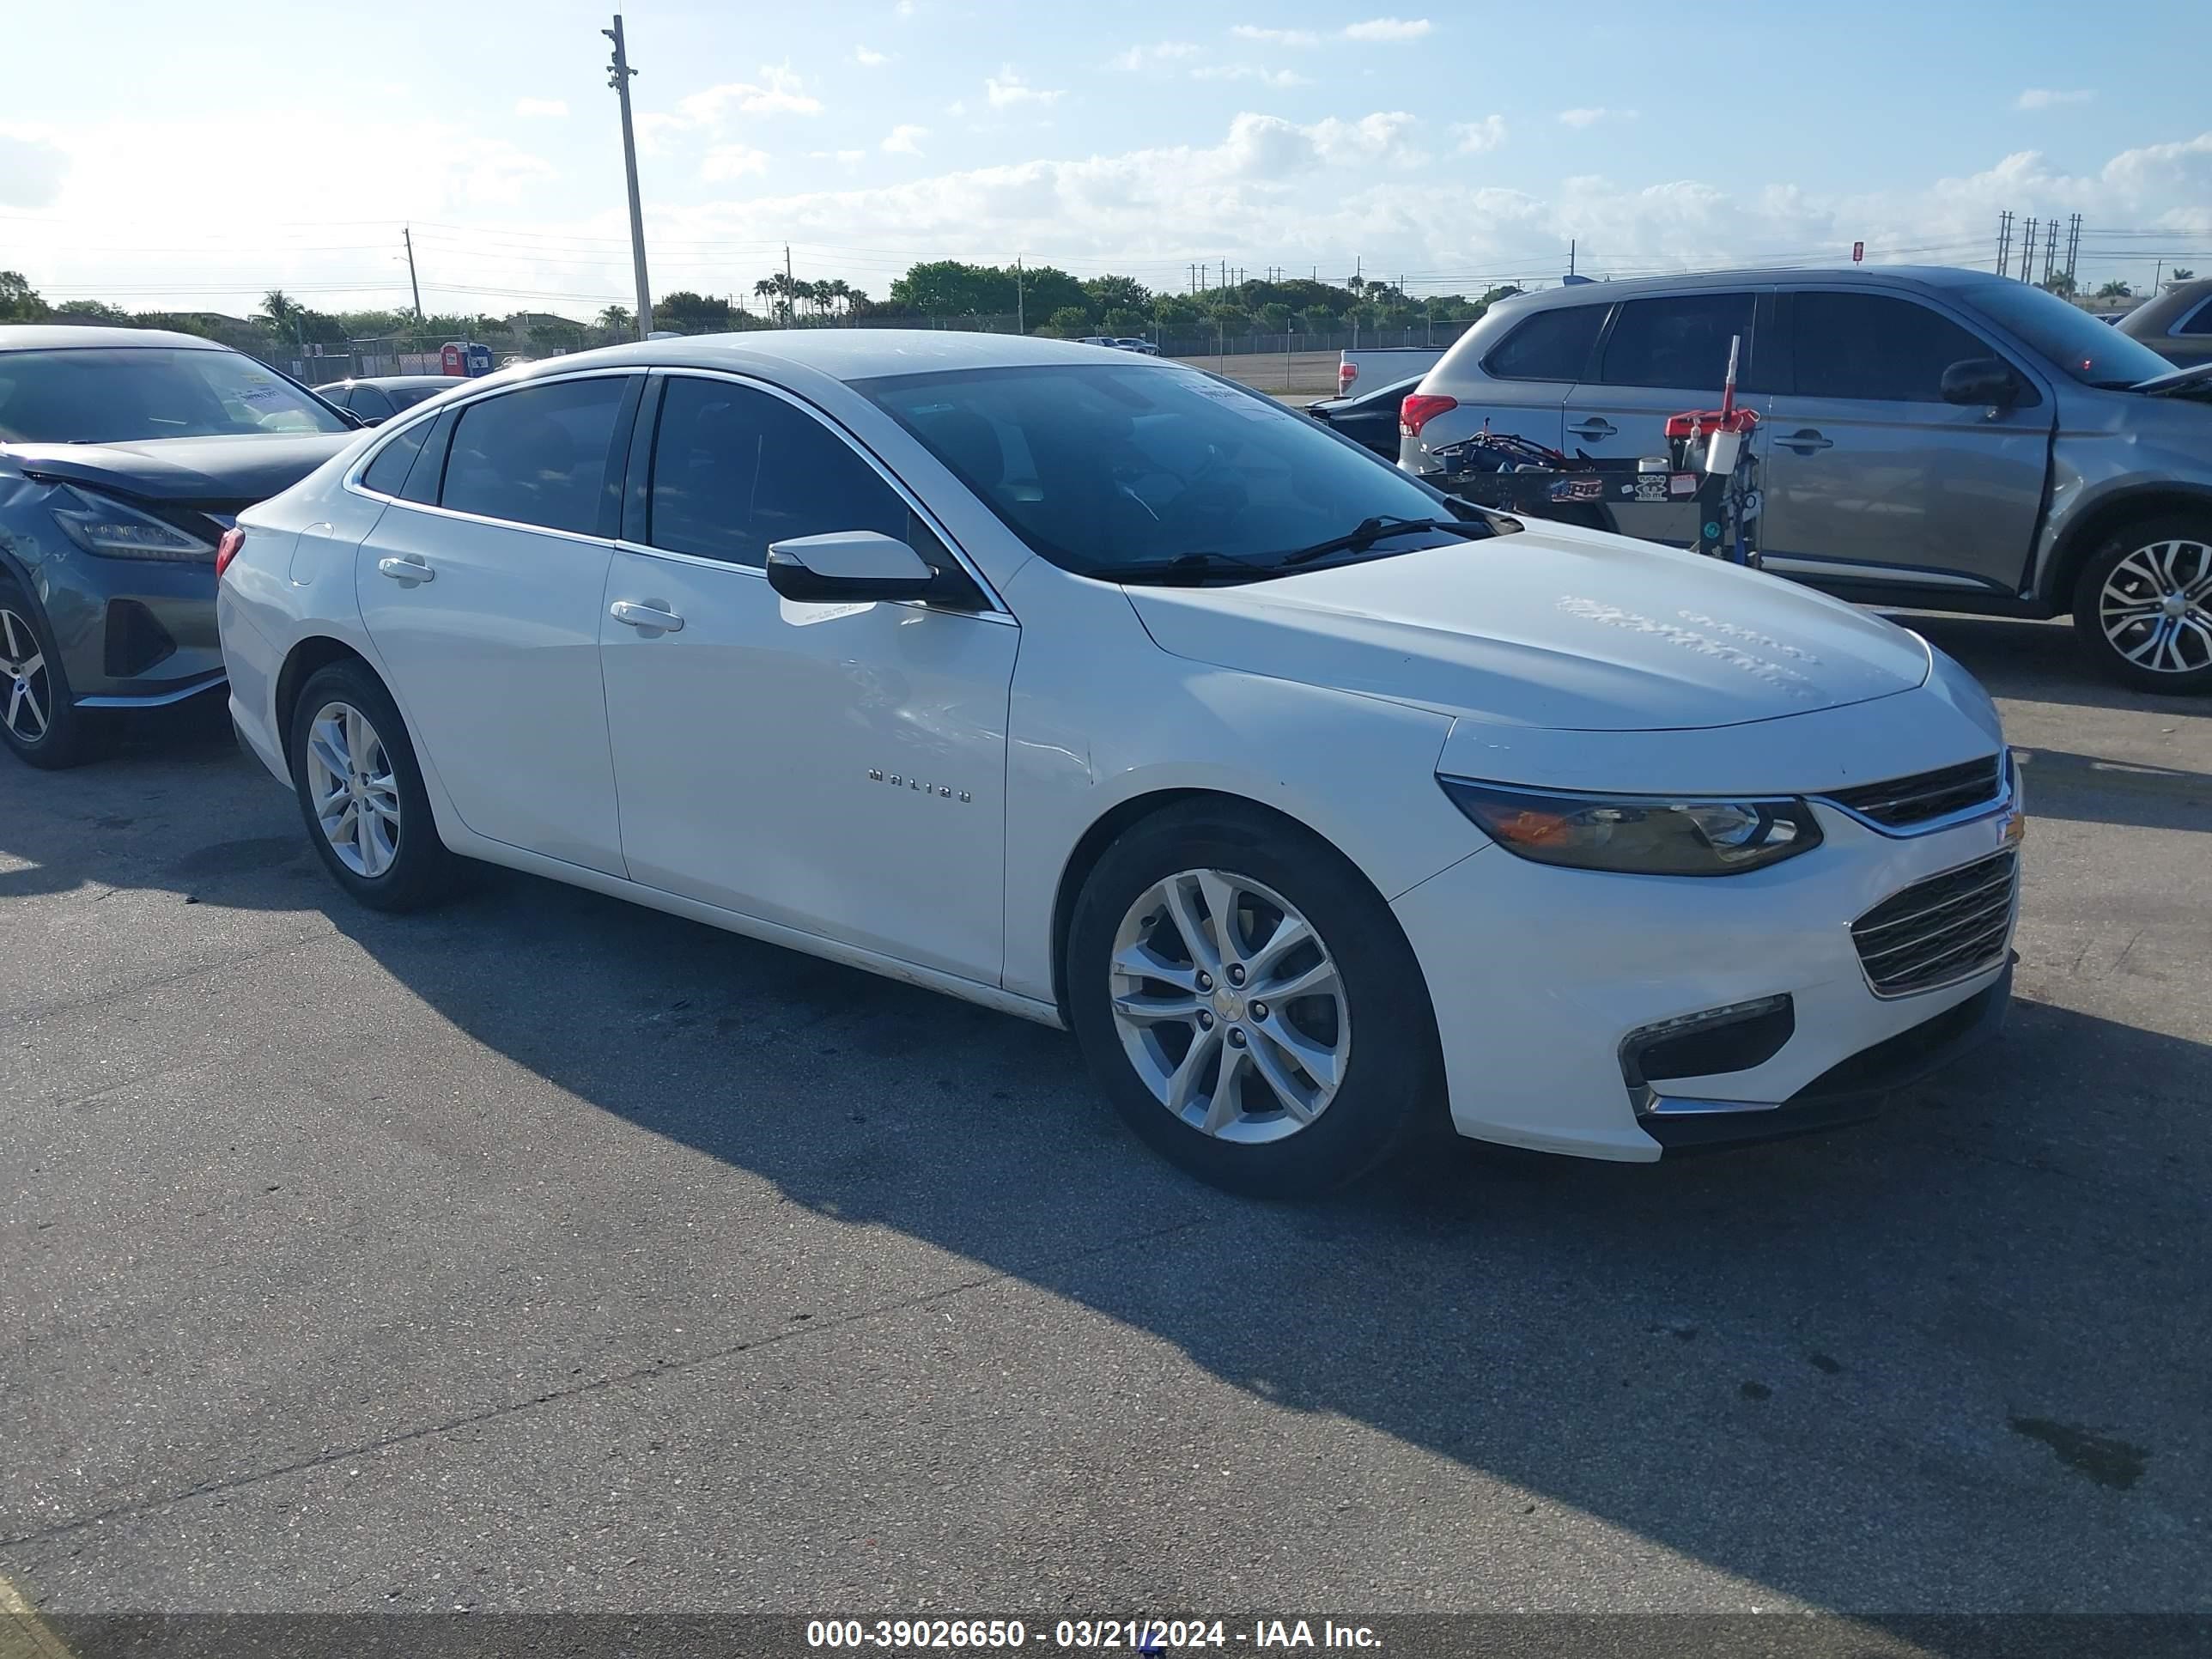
[440,377,631,536]
[350,385,397,420]
[1482,306,1606,381]
[1789,292,2009,403]
[646,377,938,569]
[361,419,432,495]
[1597,293,1756,390]
[2178,299,2212,337]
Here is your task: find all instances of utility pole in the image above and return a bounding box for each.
[402,226,423,321]
[1996,210,2013,276]
[783,242,794,322]
[2065,213,2082,284]
[2019,216,2037,283]
[604,15,652,340]
[1569,238,1577,278]
[1015,257,1024,334]
[2042,220,2058,286]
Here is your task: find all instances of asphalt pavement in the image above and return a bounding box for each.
[2,611,2208,1642]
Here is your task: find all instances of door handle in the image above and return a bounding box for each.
[611,600,684,634]
[1777,428,1834,453]
[377,556,434,583]
[1566,418,1616,440]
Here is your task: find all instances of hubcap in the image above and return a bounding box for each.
[2100,538,2212,677]
[1108,868,1349,1144]
[0,607,50,744]
[304,701,400,878]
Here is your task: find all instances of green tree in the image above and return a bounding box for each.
[51,297,133,325]
[2172,268,2196,282]
[1209,303,1250,336]
[1041,305,1091,337]
[1081,274,1152,316]
[596,304,635,334]
[2095,279,2134,301]
[1152,296,1204,331]
[1256,302,1292,335]
[1102,306,1150,335]
[257,289,304,336]
[655,290,733,333]
[890,260,1017,316]
[2040,272,2079,299]
[1297,306,1336,333]
[1,271,51,321]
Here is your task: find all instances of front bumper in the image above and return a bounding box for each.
[1391,788,2021,1163]
[26,546,225,705]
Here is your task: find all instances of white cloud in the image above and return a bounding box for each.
[986,69,1064,109]
[514,98,568,118]
[1341,16,1431,40]
[1453,115,1507,154]
[0,127,70,207]
[808,149,868,165]
[894,0,915,14]
[1191,65,1311,88]
[945,99,967,117]
[1231,25,1319,46]
[1559,106,1637,128]
[882,124,928,155]
[701,144,769,180]
[678,64,823,124]
[2015,87,2094,111]
[1113,41,1200,70]
[854,46,890,67]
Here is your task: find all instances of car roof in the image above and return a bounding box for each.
[495,328,1160,385]
[2119,276,2212,331]
[0,324,230,352]
[1492,264,2001,314]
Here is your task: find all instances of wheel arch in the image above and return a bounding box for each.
[274,635,375,763]
[2042,484,2212,611]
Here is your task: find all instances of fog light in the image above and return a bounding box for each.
[1620,994,1796,1109]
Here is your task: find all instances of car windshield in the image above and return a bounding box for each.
[0,347,354,443]
[860,362,1479,580]
[1961,282,2178,387]
[388,382,451,411]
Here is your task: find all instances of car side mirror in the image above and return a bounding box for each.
[1942,358,2021,409]
[766,530,939,604]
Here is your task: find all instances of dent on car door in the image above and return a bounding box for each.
[1564,289,1771,544]
[354,373,641,873]
[1759,289,2052,594]
[599,374,1018,985]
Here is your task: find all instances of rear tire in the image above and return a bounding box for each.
[0,580,103,770]
[2071,515,2212,693]
[287,659,464,911]
[1066,800,1443,1199]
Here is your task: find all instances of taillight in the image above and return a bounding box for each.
[1338,362,1358,392]
[1400,393,1458,437]
[215,527,246,579]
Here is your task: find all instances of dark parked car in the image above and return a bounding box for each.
[2118,277,2212,368]
[1305,374,1421,459]
[315,374,463,425]
[0,326,362,767]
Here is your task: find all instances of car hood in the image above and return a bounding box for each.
[1122,524,1932,732]
[3,432,358,507]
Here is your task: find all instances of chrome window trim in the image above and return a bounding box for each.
[1813,750,2017,840]
[639,366,1012,618]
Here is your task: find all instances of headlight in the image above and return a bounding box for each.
[1439,776,1822,876]
[49,486,214,562]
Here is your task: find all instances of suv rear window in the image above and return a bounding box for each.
[1597,293,1756,390]
[1482,306,1604,381]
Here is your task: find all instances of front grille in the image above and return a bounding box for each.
[1851,848,2017,997]
[1826,755,2005,829]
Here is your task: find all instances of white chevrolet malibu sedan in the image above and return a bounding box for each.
[217,331,2021,1195]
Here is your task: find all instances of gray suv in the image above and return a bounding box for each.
[1401,267,2212,691]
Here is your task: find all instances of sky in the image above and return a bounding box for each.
[3,0,2209,321]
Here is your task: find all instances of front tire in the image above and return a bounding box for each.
[287,660,463,911]
[0,581,104,769]
[2072,517,2212,693]
[1066,801,1442,1198]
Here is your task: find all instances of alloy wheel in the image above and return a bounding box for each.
[2099,538,2212,677]
[1108,868,1350,1144]
[0,607,52,744]
[304,700,402,878]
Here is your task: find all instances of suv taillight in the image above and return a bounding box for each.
[1400,393,1458,437]
[215,527,246,579]
[1338,362,1358,392]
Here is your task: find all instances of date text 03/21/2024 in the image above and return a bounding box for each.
[805,1620,1383,1650]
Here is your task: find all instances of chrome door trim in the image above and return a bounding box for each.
[1760,555,2008,591]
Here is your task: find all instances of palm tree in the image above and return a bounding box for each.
[257,289,301,337]
[597,304,635,333]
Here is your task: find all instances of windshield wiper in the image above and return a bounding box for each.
[1275,514,1491,569]
[1109,550,1282,586]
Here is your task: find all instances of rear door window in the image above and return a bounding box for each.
[349,385,397,421]
[1790,291,2008,403]
[1482,306,1606,381]
[361,420,432,495]
[1596,293,1756,390]
[440,377,634,537]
